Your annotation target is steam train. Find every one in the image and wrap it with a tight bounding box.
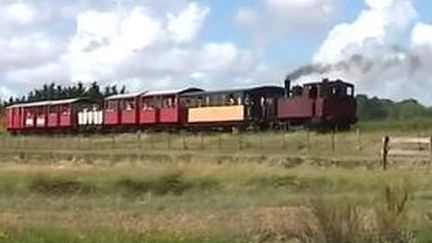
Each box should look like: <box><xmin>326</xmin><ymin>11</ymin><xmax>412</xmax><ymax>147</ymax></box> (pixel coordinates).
<box><xmin>4</xmin><ymin>78</ymin><xmax>357</xmax><ymax>134</ymax></box>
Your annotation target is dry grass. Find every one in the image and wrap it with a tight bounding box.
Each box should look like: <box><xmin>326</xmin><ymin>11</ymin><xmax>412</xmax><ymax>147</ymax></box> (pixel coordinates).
<box><xmin>0</xmin><ymin>207</ymin><xmax>304</xmax><ymax>235</ymax></box>
<box><xmin>0</xmin><ymin>128</ymin><xmax>431</xmax><ymax>242</ymax></box>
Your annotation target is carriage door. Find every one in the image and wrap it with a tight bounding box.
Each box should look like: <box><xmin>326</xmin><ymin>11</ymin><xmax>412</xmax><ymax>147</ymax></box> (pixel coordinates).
<box><xmin>265</xmin><ymin>97</ymin><xmax>275</xmax><ymax>120</ymax></box>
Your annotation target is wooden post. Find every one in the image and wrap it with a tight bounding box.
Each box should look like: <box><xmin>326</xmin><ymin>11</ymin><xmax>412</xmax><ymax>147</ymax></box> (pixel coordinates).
<box><xmin>259</xmin><ymin>132</ymin><xmax>263</xmax><ymax>151</ymax></box>
<box><xmin>200</xmin><ymin>132</ymin><xmax>205</xmax><ymax>150</ymax></box>
<box><xmin>382</xmin><ymin>136</ymin><xmax>390</xmax><ymax>171</ymax></box>
<box><xmin>356</xmin><ymin>128</ymin><xmax>362</xmax><ymax>151</ymax></box>
<box><xmin>282</xmin><ymin>132</ymin><xmax>286</xmax><ymax>149</ymax></box>
<box><xmin>149</xmin><ymin>132</ymin><xmax>154</xmax><ymax>150</ymax></box>
<box><xmin>182</xmin><ymin>132</ymin><xmax>188</xmax><ymax>150</ymax></box>
<box><xmin>111</xmin><ymin>135</ymin><xmax>116</xmax><ymax>149</ymax></box>
<box><xmin>137</xmin><ymin>131</ymin><xmax>142</xmax><ymax>155</ymax></box>
<box><xmin>331</xmin><ymin>130</ymin><xmax>335</xmax><ymax>152</ymax></box>
<box><xmin>218</xmin><ymin>133</ymin><xmax>222</xmax><ymax>153</ymax></box>
<box><xmin>429</xmin><ymin>137</ymin><xmax>432</xmax><ymax>161</ymax></box>
<box><xmin>167</xmin><ymin>132</ymin><xmax>171</xmax><ymax>151</ymax></box>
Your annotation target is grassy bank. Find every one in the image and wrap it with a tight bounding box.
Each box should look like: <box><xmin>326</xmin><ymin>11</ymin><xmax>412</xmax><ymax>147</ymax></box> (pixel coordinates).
<box><xmin>0</xmin><ymin>159</ymin><xmax>431</xmax><ymax>242</ymax></box>
<box><xmin>1</xmin><ymin>127</ymin><xmax>432</xmax><ymax>242</ymax></box>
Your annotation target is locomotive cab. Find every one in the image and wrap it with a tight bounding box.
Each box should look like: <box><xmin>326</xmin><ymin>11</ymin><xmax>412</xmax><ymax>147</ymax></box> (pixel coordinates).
<box><xmin>277</xmin><ymin>79</ymin><xmax>357</xmax><ymax>129</ymax></box>
<box><xmin>313</xmin><ymin>79</ymin><xmax>356</xmax><ymax>128</ymax></box>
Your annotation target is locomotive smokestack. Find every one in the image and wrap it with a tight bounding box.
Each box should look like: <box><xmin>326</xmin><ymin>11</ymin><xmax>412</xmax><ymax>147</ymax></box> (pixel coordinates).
<box><xmin>284</xmin><ymin>77</ymin><xmax>291</xmax><ymax>97</ymax></box>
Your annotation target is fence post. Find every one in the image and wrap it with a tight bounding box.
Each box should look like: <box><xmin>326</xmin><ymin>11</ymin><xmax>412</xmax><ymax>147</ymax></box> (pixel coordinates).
<box><xmin>149</xmin><ymin>133</ymin><xmax>154</xmax><ymax>150</ymax></box>
<box><xmin>282</xmin><ymin>132</ymin><xmax>286</xmax><ymax>149</ymax></box>
<box><xmin>218</xmin><ymin>133</ymin><xmax>222</xmax><ymax>153</ymax></box>
<box><xmin>137</xmin><ymin>131</ymin><xmax>142</xmax><ymax>157</ymax></box>
<box><xmin>429</xmin><ymin>137</ymin><xmax>432</xmax><ymax>161</ymax></box>
<box><xmin>111</xmin><ymin>135</ymin><xmax>116</xmax><ymax>149</ymax></box>
<box><xmin>307</xmin><ymin>131</ymin><xmax>311</xmax><ymax>152</ymax></box>
<box><xmin>331</xmin><ymin>130</ymin><xmax>335</xmax><ymax>152</ymax></box>
<box><xmin>356</xmin><ymin>128</ymin><xmax>362</xmax><ymax>151</ymax></box>
<box><xmin>200</xmin><ymin>132</ymin><xmax>205</xmax><ymax>150</ymax></box>
<box><xmin>167</xmin><ymin>132</ymin><xmax>171</xmax><ymax>151</ymax></box>
<box><xmin>259</xmin><ymin>132</ymin><xmax>263</xmax><ymax>151</ymax></box>
<box><xmin>382</xmin><ymin>136</ymin><xmax>390</xmax><ymax>171</ymax></box>
<box><xmin>182</xmin><ymin>132</ymin><xmax>188</xmax><ymax>150</ymax></box>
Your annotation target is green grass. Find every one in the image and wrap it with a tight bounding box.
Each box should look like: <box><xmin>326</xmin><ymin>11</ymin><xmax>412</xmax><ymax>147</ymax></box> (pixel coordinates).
<box><xmin>358</xmin><ymin>118</ymin><xmax>432</xmax><ymax>132</ymax></box>
<box><xmin>1</xmin><ymin>127</ymin><xmax>432</xmax><ymax>242</ymax></box>
<box><xmin>0</xmin><ymin>228</ymin><xmax>247</xmax><ymax>243</ymax></box>
<box><xmin>0</xmin><ymin>165</ymin><xmax>429</xmax><ymax>242</ymax></box>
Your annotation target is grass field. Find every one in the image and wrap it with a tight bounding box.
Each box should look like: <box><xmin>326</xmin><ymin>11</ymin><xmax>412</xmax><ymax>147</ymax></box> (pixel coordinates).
<box><xmin>1</xmin><ymin>123</ymin><xmax>432</xmax><ymax>242</ymax></box>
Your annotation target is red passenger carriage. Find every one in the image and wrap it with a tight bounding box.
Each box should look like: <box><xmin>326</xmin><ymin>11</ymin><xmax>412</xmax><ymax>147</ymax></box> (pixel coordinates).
<box><xmin>104</xmin><ymin>92</ymin><xmax>147</xmax><ymax>127</ymax></box>
<box><xmin>140</xmin><ymin>88</ymin><xmax>203</xmax><ymax>127</ymax></box>
<box><xmin>6</xmin><ymin>98</ymin><xmax>91</xmax><ymax>133</ymax></box>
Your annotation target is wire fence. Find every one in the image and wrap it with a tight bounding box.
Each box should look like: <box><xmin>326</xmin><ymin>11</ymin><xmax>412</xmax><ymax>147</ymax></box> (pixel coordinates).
<box><xmin>0</xmin><ymin>129</ymin><xmax>374</xmax><ymax>159</ymax></box>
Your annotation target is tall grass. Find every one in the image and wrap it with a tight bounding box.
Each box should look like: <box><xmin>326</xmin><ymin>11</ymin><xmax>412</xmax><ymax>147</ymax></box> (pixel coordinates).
<box><xmin>0</xmin><ymin>228</ymin><xmax>247</xmax><ymax>243</ymax></box>
<box><xmin>294</xmin><ymin>183</ymin><xmax>415</xmax><ymax>243</ymax></box>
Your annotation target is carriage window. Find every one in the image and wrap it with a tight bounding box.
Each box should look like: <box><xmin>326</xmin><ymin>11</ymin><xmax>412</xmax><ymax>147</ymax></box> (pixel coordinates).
<box><xmin>292</xmin><ymin>86</ymin><xmax>303</xmax><ymax>96</ymax></box>
<box><xmin>309</xmin><ymin>86</ymin><xmax>318</xmax><ymax>99</ymax></box>
<box><xmin>331</xmin><ymin>86</ymin><xmax>344</xmax><ymax>98</ymax></box>
<box><xmin>163</xmin><ymin>97</ymin><xmax>175</xmax><ymax>108</ymax></box>
<box><xmin>62</xmin><ymin>106</ymin><xmax>70</xmax><ymax>115</ymax></box>
<box><xmin>36</xmin><ymin>107</ymin><xmax>44</xmax><ymax>115</ymax></box>
<box><xmin>244</xmin><ymin>95</ymin><xmax>251</xmax><ymax>105</ymax></box>
<box><xmin>237</xmin><ymin>97</ymin><xmax>242</xmax><ymax>105</ymax></box>
<box><xmin>228</xmin><ymin>94</ymin><xmax>235</xmax><ymax>105</ymax></box>
<box><xmin>49</xmin><ymin>106</ymin><xmax>56</xmax><ymax>113</ymax></box>
<box><xmin>347</xmin><ymin>86</ymin><xmax>354</xmax><ymax>96</ymax></box>
<box><xmin>198</xmin><ymin>97</ymin><xmax>203</xmax><ymax>107</ymax></box>
<box><xmin>122</xmin><ymin>100</ymin><xmax>134</xmax><ymax>110</ymax></box>
<box><xmin>107</xmin><ymin>100</ymin><xmax>118</xmax><ymax>110</ymax></box>
<box><xmin>142</xmin><ymin>98</ymin><xmax>155</xmax><ymax>111</ymax></box>
<box><xmin>182</xmin><ymin>97</ymin><xmax>194</xmax><ymax>108</ymax></box>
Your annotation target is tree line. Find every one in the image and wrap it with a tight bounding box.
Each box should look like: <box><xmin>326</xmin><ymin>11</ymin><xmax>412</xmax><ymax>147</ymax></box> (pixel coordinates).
<box><xmin>3</xmin><ymin>82</ymin><xmax>126</xmax><ymax>106</ymax></box>
<box><xmin>356</xmin><ymin>94</ymin><xmax>432</xmax><ymax>121</ymax></box>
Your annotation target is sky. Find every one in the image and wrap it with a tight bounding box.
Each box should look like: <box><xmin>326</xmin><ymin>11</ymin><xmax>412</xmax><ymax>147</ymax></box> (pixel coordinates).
<box><xmin>2</xmin><ymin>0</ymin><xmax>432</xmax><ymax>104</ymax></box>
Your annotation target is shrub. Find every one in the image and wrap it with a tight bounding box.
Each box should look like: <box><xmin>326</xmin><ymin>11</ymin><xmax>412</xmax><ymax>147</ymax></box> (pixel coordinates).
<box><xmin>30</xmin><ymin>178</ymin><xmax>96</xmax><ymax>195</ymax></box>
<box><xmin>294</xmin><ymin>184</ymin><xmax>415</xmax><ymax>243</ymax></box>
<box><xmin>115</xmin><ymin>173</ymin><xmax>220</xmax><ymax>196</ymax></box>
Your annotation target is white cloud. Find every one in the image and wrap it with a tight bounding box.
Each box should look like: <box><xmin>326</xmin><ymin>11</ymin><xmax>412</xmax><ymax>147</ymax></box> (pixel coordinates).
<box><xmin>314</xmin><ymin>0</ymin><xmax>417</xmax><ymax>63</ymax></box>
<box><xmin>0</xmin><ymin>34</ymin><xmax>62</xmax><ymax>71</ymax></box>
<box><xmin>0</xmin><ymin>86</ymin><xmax>14</xmax><ymax>100</ymax></box>
<box><xmin>296</xmin><ymin>0</ymin><xmax>432</xmax><ymax>104</ymax></box>
<box><xmin>167</xmin><ymin>3</ymin><xmax>210</xmax><ymax>43</ymax></box>
<box><xmin>411</xmin><ymin>23</ymin><xmax>432</xmax><ymax>48</ymax></box>
<box><xmin>365</xmin><ymin>0</ymin><xmax>395</xmax><ymax>9</ymax></box>
<box><xmin>2</xmin><ymin>2</ymin><xmax>35</xmax><ymax>24</ymax></box>
<box><xmin>236</xmin><ymin>0</ymin><xmax>340</xmax><ymax>46</ymax></box>
<box><xmin>1</xmin><ymin>1</ymin><xmax>266</xmax><ymax>95</ymax></box>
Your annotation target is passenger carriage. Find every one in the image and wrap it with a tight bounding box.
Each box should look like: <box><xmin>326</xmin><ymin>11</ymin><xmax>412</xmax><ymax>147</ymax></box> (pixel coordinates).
<box><xmin>104</xmin><ymin>92</ymin><xmax>147</xmax><ymax>128</ymax></box>
<box><xmin>6</xmin><ymin>98</ymin><xmax>99</xmax><ymax>134</ymax></box>
<box><xmin>103</xmin><ymin>88</ymin><xmax>202</xmax><ymax>131</ymax></box>
<box><xmin>180</xmin><ymin>86</ymin><xmax>285</xmax><ymax>130</ymax></box>
<box><xmin>140</xmin><ymin>88</ymin><xmax>203</xmax><ymax>128</ymax></box>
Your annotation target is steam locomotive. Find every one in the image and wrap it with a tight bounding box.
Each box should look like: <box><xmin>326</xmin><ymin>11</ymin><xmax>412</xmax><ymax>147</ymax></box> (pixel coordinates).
<box><xmin>5</xmin><ymin>78</ymin><xmax>357</xmax><ymax>134</ymax></box>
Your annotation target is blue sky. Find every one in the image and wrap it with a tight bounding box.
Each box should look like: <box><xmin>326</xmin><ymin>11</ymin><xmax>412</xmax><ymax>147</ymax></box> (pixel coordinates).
<box><xmin>1</xmin><ymin>0</ymin><xmax>432</xmax><ymax>103</ymax></box>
